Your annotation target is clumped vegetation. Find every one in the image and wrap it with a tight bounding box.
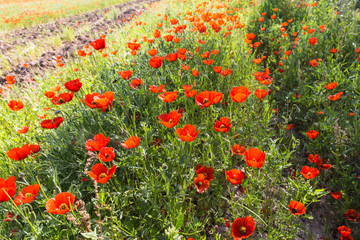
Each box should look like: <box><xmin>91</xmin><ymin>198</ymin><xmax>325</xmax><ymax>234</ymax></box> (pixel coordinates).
<box><xmin>0</xmin><ymin>0</ymin><xmax>359</xmax><ymax>239</ymax></box>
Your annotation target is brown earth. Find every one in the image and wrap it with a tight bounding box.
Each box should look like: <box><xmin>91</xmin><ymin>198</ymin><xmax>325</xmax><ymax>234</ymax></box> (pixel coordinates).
<box><xmin>0</xmin><ymin>0</ymin><xmax>156</xmax><ymax>84</ymax></box>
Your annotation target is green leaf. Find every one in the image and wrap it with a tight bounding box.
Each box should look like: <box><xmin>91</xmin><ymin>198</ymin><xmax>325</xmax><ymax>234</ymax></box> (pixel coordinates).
<box><xmin>81</xmin><ymin>230</ymin><xmax>98</xmax><ymax>239</ymax></box>
<box><xmin>175</xmin><ymin>213</ymin><xmax>184</xmax><ymax>230</ymax></box>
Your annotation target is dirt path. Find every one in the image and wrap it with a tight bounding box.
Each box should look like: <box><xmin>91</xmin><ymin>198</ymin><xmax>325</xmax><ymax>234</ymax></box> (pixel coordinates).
<box><xmin>0</xmin><ymin>0</ymin><xmax>155</xmax><ymax>84</ymax></box>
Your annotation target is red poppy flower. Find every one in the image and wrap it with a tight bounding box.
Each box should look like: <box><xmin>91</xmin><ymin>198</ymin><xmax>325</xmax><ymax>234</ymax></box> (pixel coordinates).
<box><xmin>14</xmin><ymin>184</ymin><xmax>39</xmax><ymax>206</ymax></box>
<box><xmin>220</xmin><ymin>69</ymin><xmax>233</xmax><ymax>77</ymax></box>
<box><xmin>85</xmin><ymin>134</ymin><xmax>110</xmax><ymax>151</ymax></box>
<box><xmin>149</xmin><ymin>85</ymin><xmax>166</xmax><ymax>93</ymax></box>
<box><xmin>127</xmin><ymin>42</ymin><xmax>141</xmax><ymax>51</ymax></box>
<box><xmin>286</xmin><ymin>124</ymin><xmax>295</xmax><ymax>130</ymax></box>
<box><xmin>147</xmin><ymin>48</ymin><xmax>157</xmax><ymax>56</ymax></box>
<box><xmin>98</xmin><ymin>147</ymin><xmax>115</xmax><ymax>162</ymax></box>
<box><xmin>6</xmin><ymin>75</ymin><xmax>15</xmax><ymax>84</ymax></box>
<box><xmin>345</xmin><ymin>209</ymin><xmax>359</xmax><ymax>221</ymax></box>
<box><xmin>0</xmin><ymin>176</ymin><xmax>16</xmax><ymax>203</ymax></box>
<box><xmin>24</xmin><ymin>143</ymin><xmax>40</xmax><ymax>154</ymax></box>
<box><xmin>325</xmin><ymin>82</ymin><xmax>337</xmax><ymax>90</ymax></box>
<box><xmin>230</xmin><ymin>86</ymin><xmax>252</xmax><ymax>103</ymax></box>
<box><xmin>232</xmin><ymin>145</ymin><xmax>246</xmax><ymax>155</ymax></box>
<box><xmin>314</xmin><ymin>158</ymin><xmax>332</xmax><ymax>170</ymax></box>
<box><xmin>7</xmin><ymin>145</ymin><xmax>31</xmax><ymax>161</ymax></box>
<box><xmin>51</xmin><ymin>92</ymin><xmax>74</xmax><ymax>105</ymax></box>
<box><xmin>329</xmin><ymin>92</ymin><xmax>343</xmax><ymax>101</ymax></box>
<box><xmin>176</xmin><ymin>124</ymin><xmax>199</xmax><ymax>142</ymax></box>
<box><xmin>306</xmin><ymin>130</ymin><xmax>319</xmax><ymax>139</ymax></box>
<box><xmin>245</xmin><ymin>148</ymin><xmax>266</xmax><ymax>168</ymax></box>
<box><xmin>149</xmin><ymin>56</ymin><xmax>164</xmax><ymax>68</ymax></box>
<box><xmin>289</xmin><ymin>200</ymin><xmax>306</xmax><ymax>216</ymax></box>
<box><xmin>309</xmin><ymin>37</ymin><xmax>317</xmax><ymax>45</ymax></box>
<box><xmin>121</xmin><ymin>136</ymin><xmax>140</xmax><ymax>149</ymax></box>
<box><xmin>195</xmin><ymin>90</ymin><xmax>223</xmax><ymax>109</ymax></box>
<box><xmin>16</xmin><ymin>126</ymin><xmax>29</xmax><ymax>134</ymax></box>
<box><xmin>308</xmin><ymin>154</ymin><xmax>319</xmax><ymax>163</ymax></box>
<box><xmin>89</xmin><ymin>39</ymin><xmax>105</xmax><ymax>51</ymax></box>
<box><xmin>309</xmin><ymin>59</ymin><xmax>319</xmax><ymax>67</ymax></box>
<box><xmin>300</xmin><ymin>166</ymin><xmax>319</xmax><ymax>179</ymax></box>
<box><xmin>158</xmin><ymin>91</ymin><xmax>178</xmax><ymax>103</ymax></box>
<box><xmin>64</xmin><ymin>79</ymin><xmax>82</xmax><ymax>92</ymax></box>
<box><xmin>158</xmin><ymin>110</ymin><xmax>182</xmax><ymax>128</ymax></box>
<box><xmin>194</xmin><ymin>164</ymin><xmax>214</xmax><ymax>193</ymax></box>
<box><xmin>45</xmin><ymin>91</ymin><xmax>56</xmax><ymax>98</ymax></box>
<box><xmin>246</xmin><ymin>33</ymin><xmax>256</xmax><ymax>40</ymax></box>
<box><xmin>118</xmin><ymin>70</ymin><xmax>133</xmax><ymax>80</ymax></box>
<box><xmin>226</xmin><ymin>169</ymin><xmax>245</xmax><ymax>185</ymax></box>
<box><xmin>46</xmin><ymin>192</ymin><xmax>75</xmax><ymax>215</ymax></box>
<box><xmin>194</xmin><ymin>174</ymin><xmax>210</xmax><ymax>193</ymax></box>
<box><xmin>254</xmin><ymin>89</ymin><xmax>268</xmax><ymax>100</ymax></box>
<box><xmin>203</xmin><ymin>59</ymin><xmax>213</xmax><ymax>65</ymax></box>
<box><xmin>338</xmin><ymin>226</ymin><xmax>351</xmax><ymax>238</ymax></box>
<box><xmin>192</xmin><ymin>69</ymin><xmax>200</xmax><ymax>77</ymax></box>
<box><xmin>83</xmin><ymin>91</ymin><xmax>114</xmax><ymax>112</ymax></box>
<box><xmin>214</xmin><ymin>66</ymin><xmax>222</xmax><ymax>73</ymax></box>
<box><xmin>330</xmin><ymin>48</ymin><xmax>338</xmax><ymax>53</ymax></box>
<box><xmin>331</xmin><ymin>191</ymin><xmax>342</xmax><ymax>200</ymax></box>
<box><xmin>185</xmin><ymin>90</ymin><xmax>197</xmax><ymax>97</ymax></box>
<box><xmin>214</xmin><ymin>117</ymin><xmax>231</xmax><ymax>133</ymax></box>
<box><xmin>8</xmin><ymin>100</ymin><xmax>24</xmax><ymax>111</ymax></box>
<box><xmin>163</xmin><ymin>35</ymin><xmax>174</xmax><ymax>42</ymax></box>
<box><xmin>88</xmin><ymin>163</ymin><xmax>116</xmax><ymax>184</ymax></box>
<box><xmin>130</xmin><ymin>78</ymin><xmax>143</xmax><ymax>89</ymax></box>
<box><xmin>41</xmin><ymin>117</ymin><xmax>64</xmax><ymax>129</ymax></box>
<box><xmin>165</xmin><ymin>52</ymin><xmax>178</xmax><ymax>62</ymax></box>
<box><xmin>231</xmin><ymin>216</ymin><xmax>255</xmax><ymax>239</ymax></box>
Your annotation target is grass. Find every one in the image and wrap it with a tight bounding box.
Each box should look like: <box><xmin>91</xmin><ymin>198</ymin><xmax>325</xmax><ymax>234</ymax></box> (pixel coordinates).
<box><xmin>0</xmin><ymin>0</ymin><xmax>359</xmax><ymax>239</ymax></box>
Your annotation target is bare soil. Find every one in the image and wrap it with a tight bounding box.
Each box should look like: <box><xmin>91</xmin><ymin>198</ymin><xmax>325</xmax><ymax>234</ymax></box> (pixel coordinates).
<box><xmin>0</xmin><ymin>0</ymin><xmax>156</xmax><ymax>84</ymax></box>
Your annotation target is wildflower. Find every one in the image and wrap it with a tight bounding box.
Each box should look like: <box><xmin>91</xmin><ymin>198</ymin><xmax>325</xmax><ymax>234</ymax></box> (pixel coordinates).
<box><xmin>118</xmin><ymin>70</ymin><xmax>132</xmax><ymax>80</ymax></box>
<box><xmin>289</xmin><ymin>200</ymin><xmax>306</xmax><ymax>216</ymax></box>
<box><xmin>309</xmin><ymin>37</ymin><xmax>317</xmax><ymax>45</ymax></box>
<box><xmin>98</xmin><ymin>147</ymin><xmax>115</xmax><ymax>162</ymax></box>
<box><xmin>8</xmin><ymin>100</ymin><xmax>24</xmax><ymax>111</ymax></box>
<box><xmin>195</xmin><ymin>90</ymin><xmax>223</xmax><ymax>108</ymax></box>
<box><xmin>194</xmin><ymin>164</ymin><xmax>214</xmax><ymax>193</ymax></box>
<box><xmin>130</xmin><ymin>78</ymin><xmax>143</xmax><ymax>89</ymax></box>
<box><xmin>41</xmin><ymin>117</ymin><xmax>64</xmax><ymax>129</ymax></box>
<box><xmin>127</xmin><ymin>42</ymin><xmax>140</xmax><ymax>51</ymax></box>
<box><xmin>14</xmin><ymin>184</ymin><xmax>39</xmax><ymax>206</ymax></box>
<box><xmin>345</xmin><ymin>209</ymin><xmax>359</xmax><ymax>221</ymax></box>
<box><xmin>232</xmin><ymin>145</ymin><xmax>246</xmax><ymax>155</ymax></box>
<box><xmin>0</xmin><ymin>176</ymin><xmax>16</xmax><ymax>203</ymax></box>
<box><xmin>121</xmin><ymin>136</ymin><xmax>140</xmax><ymax>149</ymax></box>
<box><xmin>328</xmin><ymin>92</ymin><xmax>343</xmax><ymax>101</ymax></box>
<box><xmin>230</xmin><ymin>86</ymin><xmax>251</xmax><ymax>103</ymax></box>
<box><xmin>331</xmin><ymin>191</ymin><xmax>342</xmax><ymax>200</ymax></box>
<box><xmin>51</xmin><ymin>92</ymin><xmax>74</xmax><ymax>105</ymax></box>
<box><xmin>214</xmin><ymin>117</ymin><xmax>231</xmax><ymax>133</ymax></box>
<box><xmin>149</xmin><ymin>85</ymin><xmax>166</xmax><ymax>93</ymax></box>
<box><xmin>300</xmin><ymin>166</ymin><xmax>319</xmax><ymax>179</ymax></box>
<box><xmin>245</xmin><ymin>148</ymin><xmax>266</xmax><ymax>168</ymax></box>
<box><xmin>89</xmin><ymin>39</ymin><xmax>106</xmax><ymax>51</ymax></box>
<box><xmin>254</xmin><ymin>89</ymin><xmax>268</xmax><ymax>100</ymax></box>
<box><xmin>158</xmin><ymin>110</ymin><xmax>182</xmax><ymax>128</ymax></box>
<box><xmin>158</xmin><ymin>91</ymin><xmax>178</xmax><ymax>103</ymax></box>
<box><xmin>149</xmin><ymin>56</ymin><xmax>164</xmax><ymax>68</ymax></box>
<box><xmin>176</xmin><ymin>124</ymin><xmax>199</xmax><ymax>142</ymax></box>
<box><xmin>338</xmin><ymin>226</ymin><xmax>351</xmax><ymax>238</ymax></box>
<box><xmin>46</xmin><ymin>192</ymin><xmax>75</xmax><ymax>215</ymax></box>
<box><xmin>83</xmin><ymin>91</ymin><xmax>114</xmax><ymax>112</ymax></box>
<box><xmin>306</xmin><ymin>130</ymin><xmax>319</xmax><ymax>139</ymax></box>
<box><xmin>226</xmin><ymin>169</ymin><xmax>245</xmax><ymax>185</ymax></box>
<box><xmin>88</xmin><ymin>163</ymin><xmax>116</xmax><ymax>184</ymax></box>
<box><xmin>231</xmin><ymin>216</ymin><xmax>255</xmax><ymax>239</ymax></box>
<box><xmin>85</xmin><ymin>134</ymin><xmax>110</xmax><ymax>151</ymax></box>
<box><xmin>16</xmin><ymin>126</ymin><xmax>29</xmax><ymax>134</ymax></box>
<box><xmin>325</xmin><ymin>82</ymin><xmax>337</xmax><ymax>90</ymax></box>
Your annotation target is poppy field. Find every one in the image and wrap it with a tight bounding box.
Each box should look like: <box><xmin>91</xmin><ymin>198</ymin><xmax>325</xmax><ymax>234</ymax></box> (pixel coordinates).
<box><xmin>0</xmin><ymin>0</ymin><xmax>360</xmax><ymax>239</ymax></box>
